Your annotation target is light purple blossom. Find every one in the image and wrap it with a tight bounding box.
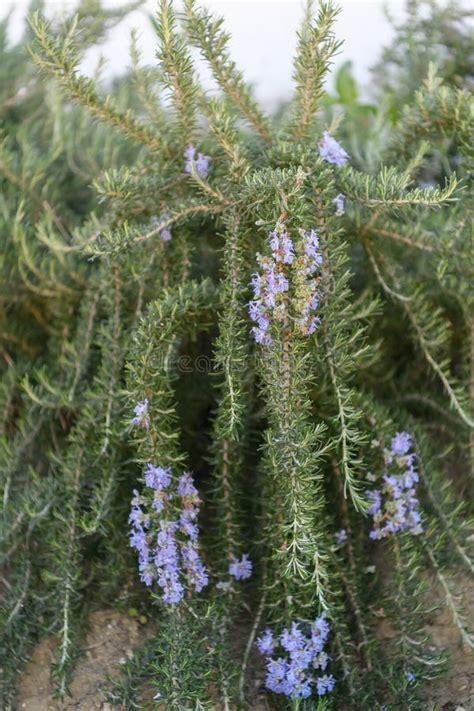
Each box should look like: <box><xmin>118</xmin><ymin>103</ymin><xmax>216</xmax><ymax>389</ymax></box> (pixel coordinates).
<box><xmin>176</xmin><ymin>472</ymin><xmax>199</xmax><ymax>498</ymax></box>
<box><xmin>266</xmin><ymin>658</ymin><xmax>289</xmax><ymax>695</ymax></box>
<box><xmin>367</xmin><ymin>489</ymin><xmax>382</xmax><ymax>516</ymax></box>
<box><xmin>256</xmin><ymin>615</ymin><xmax>335</xmax><ymax>700</ymax></box>
<box><xmin>129</xmin><ymin>490</ymin><xmax>150</xmax><ymax>528</ymax></box>
<box><xmin>303</xmin><ymin>229</ymin><xmax>323</xmax><ymax>272</ymax></box>
<box><xmin>391</xmin><ymin>431</ymin><xmax>412</xmax><ymax>456</ymax></box>
<box><xmin>269</xmin><ymin>230</ymin><xmax>295</xmax><ymax>264</ymax></box>
<box><xmin>368</xmin><ymin>432</ymin><xmax>422</xmax><ymax>540</ymax></box>
<box><xmin>256</xmin><ymin>629</ymin><xmax>275</xmax><ymax>655</ymax></box>
<box><xmin>132</xmin><ymin>399</ymin><xmax>150</xmax><ymax>429</ymax></box>
<box><xmin>252</xmin><ymin>325</ymin><xmax>272</xmax><ymax>345</ymax></box>
<box><xmin>129</xmin><ymin>492</ymin><xmax>154</xmax><ymax>587</ymax></box>
<box><xmin>155</xmin><ymin>520</ymin><xmax>184</xmax><ymax>603</ymax></box>
<box><xmin>229</xmin><ymin>553</ymin><xmax>252</xmax><ymax>580</ymax></box>
<box><xmin>316</xmin><ymin>674</ymin><xmax>336</xmax><ymax>696</ymax></box>
<box><xmin>281</xmin><ymin>623</ymin><xmax>306</xmax><ymax>655</ymax></box>
<box><xmin>144</xmin><ymin>464</ymin><xmax>171</xmax><ymax>491</ymax></box>
<box><xmin>184</xmin><ymin>144</ymin><xmax>210</xmax><ymax>179</ymax></box>
<box><xmin>179</xmin><ymin>509</ymin><xmax>198</xmax><ymax>540</ymax></box>
<box><xmin>129</xmin><ymin>467</ymin><xmax>208</xmax><ymax>603</ymax></box>
<box><xmin>311</xmin><ymin>614</ymin><xmax>330</xmax><ymax>649</ymax></box>
<box><xmin>406</xmin><ymin>671</ymin><xmax>415</xmax><ymax>683</ymax></box>
<box><xmin>319</xmin><ymin>131</ymin><xmax>349</xmax><ymax>166</ymax></box>
<box><xmin>248</xmin><ymin>226</ymin><xmax>323</xmax><ymax>344</ymax></box>
<box><xmin>181</xmin><ymin>541</ymin><xmax>209</xmax><ymax>592</ymax></box>
<box><xmin>159</xmin><ymin>225</ymin><xmax>172</xmax><ymax>243</ymax></box>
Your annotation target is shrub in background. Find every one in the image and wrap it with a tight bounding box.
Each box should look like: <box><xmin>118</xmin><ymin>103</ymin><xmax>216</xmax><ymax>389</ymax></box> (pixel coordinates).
<box><xmin>0</xmin><ymin>0</ymin><xmax>472</xmax><ymax>708</ymax></box>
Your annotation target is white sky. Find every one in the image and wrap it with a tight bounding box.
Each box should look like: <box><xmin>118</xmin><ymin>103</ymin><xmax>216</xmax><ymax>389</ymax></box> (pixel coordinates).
<box><xmin>5</xmin><ymin>0</ymin><xmax>406</xmax><ymax>105</ymax></box>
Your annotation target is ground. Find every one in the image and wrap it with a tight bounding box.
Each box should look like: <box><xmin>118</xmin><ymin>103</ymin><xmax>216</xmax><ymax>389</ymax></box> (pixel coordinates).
<box><xmin>15</xmin><ymin>572</ymin><xmax>474</xmax><ymax>710</ymax></box>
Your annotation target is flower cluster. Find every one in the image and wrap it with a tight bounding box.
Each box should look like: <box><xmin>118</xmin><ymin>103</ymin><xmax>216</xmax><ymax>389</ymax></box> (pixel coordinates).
<box><xmin>129</xmin><ymin>465</ymin><xmax>208</xmax><ymax>603</ymax></box>
<box><xmin>184</xmin><ymin>144</ymin><xmax>210</xmax><ymax>178</ymax></box>
<box><xmin>367</xmin><ymin>432</ymin><xmax>423</xmax><ymax>540</ymax></box>
<box><xmin>256</xmin><ymin>615</ymin><xmax>335</xmax><ymax>699</ymax></box>
<box><xmin>318</xmin><ymin>131</ymin><xmax>350</xmax><ymax>166</ymax></box>
<box><xmin>248</xmin><ymin>227</ymin><xmax>323</xmax><ymax>344</ymax></box>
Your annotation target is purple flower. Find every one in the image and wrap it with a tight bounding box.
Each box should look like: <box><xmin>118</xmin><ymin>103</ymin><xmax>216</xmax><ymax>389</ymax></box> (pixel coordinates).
<box><xmin>287</xmin><ymin>674</ymin><xmax>312</xmax><ymax>699</ymax></box>
<box><xmin>306</xmin><ymin>315</ymin><xmax>320</xmax><ymax>335</ymax></box>
<box><xmin>154</xmin><ymin>521</ymin><xmax>184</xmax><ymax>603</ymax></box>
<box><xmin>311</xmin><ymin>614</ymin><xmax>330</xmax><ymax>647</ymax></box>
<box><xmin>129</xmin><ymin>467</ymin><xmax>208</xmax><ymax>603</ymax></box>
<box><xmin>248</xmin><ymin>300</ymin><xmax>262</xmax><ymax>321</ymax></box>
<box><xmin>129</xmin><ymin>525</ymin><xmax>148</xmax><ymax>556</ymax></box>
<box><xmin>144</xmin><ymin>464</ymin><xmax>171</xmax><ymax>491</ymax></box>
<box><xmin>313</xmin><ymin>651</ymin><xmax>329</xmax><ymax>671</ymax></box>
<box><xmin>368</xmin><ymin>432</ymin><xmax>422</xmax><ymax>540</ymax></box>
<box><xmin>256</xmin><ymin>616</ymin><xmax>334</xmax><ymax>700</ymax></box>
<box><xmin>333</xmin><ymin>193</ymin><xmax>345</xmax><ymax>215</ymax></box>
<box><xmin>229</xmin><ymin>553</ymin><xmax>252</xmax><ymax>580</ymax></box>
<box><xmin>181</xmin><ymin>541</ymin><xmax>209</xmax><ymax>592</ymax></box>
<box><xmin>184</xmin><ymin>144</ymin><xmax>210</xmax><ymax>178</ymax></box>
<box><xmin>367</xmin><ymin>489</ymin><xmax>382</xmax><ymax>515</ymax></box>
<box><xmin>252</xmin><ymin>326</ymin><xmax>272</xmax><ymax>345</ymax></box>
<box><xmin>270</xmin><ymin>230</ymin><xmax>295</xmax><ymax>264</ymax></box>
<box><xmin>335</xmin><ymin>529</ymin><xmax>348</xmax><ymax>546</ymax></box>
<box><xmin>248</xmin><ymin>226</ymin><xmax>323</xmax><ymax>344</ymax></box>
<box><xmin>250</xmin><ymin>273</ymin><xmax>262</xmax><ymax>297</ymax></box>
<box><xmin>159</xmin><ymin>216</ymin><xmax>172</xmax><ymax>242</ymax></box>
<box><xmin>281</xmin><ymin>232</ymin><xmax>295</xmax><ymax>264</ymax></box>
<box><xmin>280</xmin><ymin>622</ymin><xmax>306</xmax><ymax>655</ymax></box>
<box><xmin>266</xmin><ymin>658</ymin><xmax>290</xmax><ymax>695</ymax></box>
<box><xmin>406</xmin><ymin>670</ymin><xmax>415</xmax><ymax>683</ymax></box>
<box><xmin>129</xmin><ymin>490</ymin><xmax>150</xmax><ymax>528</ymax></box>
<box><xmin>176</xmin><ymin>472</ymin><xmax>199</xmax><ymax>498</ymax></box>
<box><xmin>195</xmin><ymin>153</ymin><xmax>210</xmax><ymax>178</ymax></box>
<box><xmin>319</xmin><ymin>131</ymin><xmax>349</xmax><ymax>166</ymax></box>
<box><xmin>303</xmin><ymin>229</ymin><xmax>323</xmax><ymax>272</ymax></box>
<box><xmin>256</xmin><ymin>629</ymin><xmax>275</xmax><ymax>655</ymax></box>
<box><xmin>132</xmin><ymin>399</ymin><xmax>150</xmax><ymax>429</ymax></box>
<box><xmin>151</xmin><ymin>213</ymin><xmax>172</xmax><ymax>241</ymax></box>
<box><xmin>179</xmin><ymin>509</ymin><xmax>198</xmax><ymax>540</ymax></box>
<box><xmin>391</xmin><ymin>431</ymin><xmax>412</xmax><ymax>456</ymax></box>
<box><xmin>316</xmin><ymin>674</ymin><xmax>336</xmax><ymax>696</ymax></box>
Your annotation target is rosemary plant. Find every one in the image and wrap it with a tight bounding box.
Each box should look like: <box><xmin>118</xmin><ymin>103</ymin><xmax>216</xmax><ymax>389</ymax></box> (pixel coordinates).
<box><xmin>1</xmin><ymin>0</ymin><xmax>472</xmax><ymax>708</ymax></box>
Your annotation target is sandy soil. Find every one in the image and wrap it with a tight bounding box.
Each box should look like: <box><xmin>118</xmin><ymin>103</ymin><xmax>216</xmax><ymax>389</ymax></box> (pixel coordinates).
<box><xmin>16</xmin><ymin>609</ymin><xmax>150</xmax><ymax>711</ymax></box>
<box><xmin>418</xmin><ymin>572</ymin><xmax>474</xmax><ymax>710</ymax></box>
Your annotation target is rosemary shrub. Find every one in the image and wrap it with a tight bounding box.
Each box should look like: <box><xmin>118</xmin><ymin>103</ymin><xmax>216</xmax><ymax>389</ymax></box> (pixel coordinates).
<box><xmin>1</xmin><ymin>0</ymin><xmax>472</xmax><ymax>708</ymax></box>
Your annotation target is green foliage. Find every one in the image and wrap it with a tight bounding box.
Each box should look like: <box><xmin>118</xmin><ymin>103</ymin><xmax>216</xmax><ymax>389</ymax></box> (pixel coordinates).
<box><xmin>0</xmin><ymin>1</ymin><xmax>472</xmax><ymax>709</ymax></box>
<box><xmin>372</xmin><ymin>0</ymin><xmax>474</xmax><ymax>106</ymax></box>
